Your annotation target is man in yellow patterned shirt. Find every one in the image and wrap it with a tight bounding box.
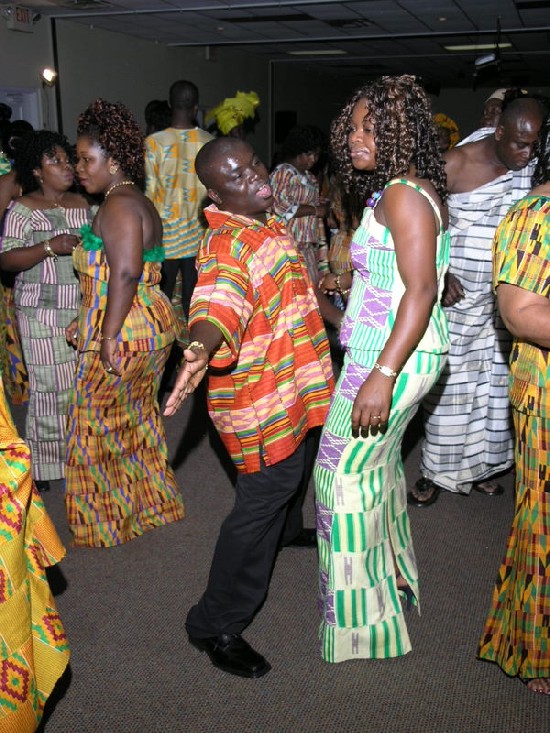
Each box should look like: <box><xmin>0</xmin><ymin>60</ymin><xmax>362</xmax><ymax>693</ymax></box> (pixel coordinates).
<box><xmin>145</xmin><ymin>80</ymin><xmax>213</xmax><ymax>317</ymax></box>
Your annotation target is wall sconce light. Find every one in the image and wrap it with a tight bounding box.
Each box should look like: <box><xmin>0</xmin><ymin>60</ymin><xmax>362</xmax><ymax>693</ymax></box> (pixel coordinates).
<box><xmin>41</xmin><ymin>67</ymin><xmax>57</xmax><ymax>86</ymax></box>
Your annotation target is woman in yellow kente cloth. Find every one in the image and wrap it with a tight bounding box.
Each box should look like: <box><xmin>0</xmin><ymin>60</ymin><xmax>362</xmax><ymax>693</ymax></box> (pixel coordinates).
<box><xmin>0</xmin><ymin>378</ymin><xmax>69</xmax><ymax>732</ymax></box>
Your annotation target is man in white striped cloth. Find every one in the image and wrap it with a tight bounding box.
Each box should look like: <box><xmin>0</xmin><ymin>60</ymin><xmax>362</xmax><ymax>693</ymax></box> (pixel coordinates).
<box><xmin>408</xmin><ymin>94</ymin><xmax>545</xmax><ymax>507</ymax></box>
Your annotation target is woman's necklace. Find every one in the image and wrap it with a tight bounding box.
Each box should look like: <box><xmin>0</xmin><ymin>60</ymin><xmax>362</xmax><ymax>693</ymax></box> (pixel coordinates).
<box><xmin>104</xmin><ymin>180</ymin><xmax>134</xmax><ymax>199</ymax></box>
<box><xmin>40</xmin><ymin>192</ymin><xmax>65</xmax><ymax>209</ymax></box>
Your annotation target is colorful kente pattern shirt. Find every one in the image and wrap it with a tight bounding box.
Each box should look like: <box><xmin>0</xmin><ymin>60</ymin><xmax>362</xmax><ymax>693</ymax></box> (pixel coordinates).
<box><xmin>493</xmin><ymin>194</ymin><xmax>550</xmax><ymax>416</ymax></box>
<box><xmin>190</xmin><ymin>205</ymin><xmax>334</xmax><ymax>474</ymax></box>
<box><xmin>145</xmin><ymin>127</ymin><xmax>214</xmax><ymax>260</ymax></box>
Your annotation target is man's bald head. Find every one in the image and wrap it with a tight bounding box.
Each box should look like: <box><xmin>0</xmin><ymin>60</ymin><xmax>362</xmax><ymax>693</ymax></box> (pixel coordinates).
<box><xmin>195</xmin><ymin>137</ymin><xmax>252</xmax><ymax>188</ymax></box>
<box><xmin>494</xmin><ymin>97</ymin><xmax>544</xmax><ymax>171</ymax></box>
<box><xmin>499</xmin><ymin>97</ymin><xmax>544</xmax><ymax>131</ymax></box>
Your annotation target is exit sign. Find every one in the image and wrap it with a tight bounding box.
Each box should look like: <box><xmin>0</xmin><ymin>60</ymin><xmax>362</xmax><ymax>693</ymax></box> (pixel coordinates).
<box><xmin>6</xmin><ymin>5</ymin><xmax>34</xmax><ymax>33</ymax></box>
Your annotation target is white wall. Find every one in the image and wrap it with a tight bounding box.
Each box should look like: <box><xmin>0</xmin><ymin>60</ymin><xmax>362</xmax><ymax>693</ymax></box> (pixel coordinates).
<box><xmin>0</xmin><ymin>15</ymin><xmax>54</xmax><ymax>129</ymax></box>
<box><xmin>54</xmin><ymin>20</ymin><xmax>270</xmax><ymax>162</ymax></box>
<box><xmin>0</xmin><ymin>16</ymin><xmax>270</xmax><ymax>161</ymax></box>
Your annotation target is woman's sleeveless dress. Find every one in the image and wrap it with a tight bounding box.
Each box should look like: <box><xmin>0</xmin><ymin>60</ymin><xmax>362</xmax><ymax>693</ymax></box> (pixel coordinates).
<box><xmin>65</xmin><ymin>225</ymin><xmax>184</xmax><ymax>547</ymax></box>
<box><xmin>314</xmin><ymin>179</ymin><xmax>450</xmax><ymax>662</ymax></box>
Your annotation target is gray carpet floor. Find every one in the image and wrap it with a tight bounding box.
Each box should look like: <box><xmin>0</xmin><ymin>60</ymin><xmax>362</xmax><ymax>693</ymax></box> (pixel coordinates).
<box><xmin>10</xmin><ymin>394</ymin><xmax>548</xmax><ymax>733</ymax></box>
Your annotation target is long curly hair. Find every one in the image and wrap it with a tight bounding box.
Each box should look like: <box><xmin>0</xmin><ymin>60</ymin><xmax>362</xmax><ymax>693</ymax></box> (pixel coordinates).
<box><xmin>532</xmin><ymin>111</ymin><xmax>550</xmax><ymax>187</ymax></box>
<box><xmin>77</xmin><ymin>98</ymin><xmax>144</xmax><ymax>183</ymax></box>
<box><xmin>330</xmin><ymin>75</ymin><xmax>447</xmax><ymax>202</ymax></box>
<box><xmin>13</xmin><ymin>130</ymin><xmax>72</xmax><ymax>193</ymax></box>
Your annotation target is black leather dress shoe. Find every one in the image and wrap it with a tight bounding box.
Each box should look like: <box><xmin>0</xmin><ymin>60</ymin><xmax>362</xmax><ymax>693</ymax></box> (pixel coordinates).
<box><xmin>188</xmin><ymin>633</ymin><xmax>271</xmax><ymax>678</ymax></box>
<box><xmin>281</xmin><ymin>527</ymin><xmax>317</xmax><ymax>548</ymax></box>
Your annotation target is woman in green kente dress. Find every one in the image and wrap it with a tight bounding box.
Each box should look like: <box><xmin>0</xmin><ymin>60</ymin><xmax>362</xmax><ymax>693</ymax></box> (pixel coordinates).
<box><xmin>316</xmin><ymin>76</ymin><xmax>450</xmax><ymax>663</ymax></box>
<box><xmin>65</xmin><ymin>99</ymin><xmax>184</xmax><ymax>548</ymax></box>
<box><xmin>477</xmin><ymin>112</ymin><xmax>550</xmax><ymax>696</ymax></box>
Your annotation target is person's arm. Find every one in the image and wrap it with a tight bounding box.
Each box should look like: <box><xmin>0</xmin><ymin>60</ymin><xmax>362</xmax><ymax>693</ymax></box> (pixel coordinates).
<box><xmin>313</xmin><ymin>283</ymin><xmax>345</xmax><ymax>329</ymax></box>
<box><xmin>97</xmin><ymin>197</ymin><xmax>144</xmax><ymax>375</ymax></box>
<box><xmin>0</xmin><ymin>202</ymin><xmax>79</xmax><ymax>272</ymax></box>
<box><xmin>163</xmin><ymin>320</ymin><xmax>224</xmax><ymax>416</ymax></box>
<box><xmin>163</xmin><ymin>229</ymin><xmax>253</xmax><ymax>415</ymax></box>
<box><xmin>0</xmin><ymin>171</ymin><xmax>18</xmax><ymax>222</ymax></box>
<box><xmin>438</xmin><ymin>148</ymin><xmax>466</xmax><ymax>306</ymax></box>
<box><xmin>351</xmin><ymin>184</ymin><xmax>439</xmax><ymax>436</ymax></box>
<box><xmin>441</xmin><ymin>271</ymin><xmax>465</xmax><ymax>306</ymax></box>
<box><xmin>0</xmin><ymin>234</ymin><xmax>78</xmax><ymax>272</ymax></box>
<box><xmin>497</xmin><ymin>284</ymin><xmax>550</xmax><ymax>348</ymax></box>
<box><xmin>144</xmin><ymin>138</ymin><xmax>158</xmax><ymax>202</ymax></box>
<box><xmin>294</xmin><ymin>201</ymin><xmax>329</xmax><ymax>219</ymax></box>
<box><xmin>320</xmin><ymin>270</ymin><xmax>353</xmax><ymax>295</ymax></box>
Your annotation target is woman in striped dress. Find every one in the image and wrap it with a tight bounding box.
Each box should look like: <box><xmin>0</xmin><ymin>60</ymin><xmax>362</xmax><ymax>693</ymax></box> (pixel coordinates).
<box><xmin>315</xmin><ymin>75</ymin><xmax>450</xmax><ymax>662</ymax></box>
<box><xmin>65</xmin><ymin>99</ymin><xmax>184</xmax><ymax>547</ymax></box>
<box><xmin>0</xmin><ymin>131</ymin><xmax>91</xmax><ymax>492</ymax></box>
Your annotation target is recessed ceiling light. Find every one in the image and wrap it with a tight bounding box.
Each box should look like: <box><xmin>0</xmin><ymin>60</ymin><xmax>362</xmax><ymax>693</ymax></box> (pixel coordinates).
<box><xmin>287</xmin><ymin>49</ymin><xmax>346</xmax><ymax>56</ymax></box>
<box><xmin>444</xmin><ymin>42</ymin><xmax>512</xmax><ymax>51</ymax></box>
<box><xmin>438</xmin><ymin>16</ymin><xmax>447</xmax><ymax>21</ymax></box>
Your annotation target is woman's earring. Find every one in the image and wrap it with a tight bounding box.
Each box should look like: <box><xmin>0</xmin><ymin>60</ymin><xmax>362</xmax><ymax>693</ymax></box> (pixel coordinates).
<box><xmin>109</xmin><ymin>163</ymin><xmax>118</xmax><ymax>175</ymax></box>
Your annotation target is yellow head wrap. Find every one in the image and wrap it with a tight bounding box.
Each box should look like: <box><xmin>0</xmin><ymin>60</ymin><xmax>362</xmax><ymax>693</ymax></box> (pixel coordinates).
<box><xmin>433</xmin><ymin>113</ymin><xmax>460</xmax><ymax>148</ymax></box>
<box><xmin>205</xmin><ymin>91</ymin><xmax>260</xmax><ymax>135</ymax></box>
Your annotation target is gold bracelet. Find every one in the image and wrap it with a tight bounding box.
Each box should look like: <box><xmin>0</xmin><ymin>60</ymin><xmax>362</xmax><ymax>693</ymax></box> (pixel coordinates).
<box><xmin>374</xmin><ymin>362</ymin><xmax>398</xmax><ymax>379</ymax></box>
<box><xmin>43</xmin><ymin>241</ymin><xmax>57</xmax><ymax>260</ymax></box>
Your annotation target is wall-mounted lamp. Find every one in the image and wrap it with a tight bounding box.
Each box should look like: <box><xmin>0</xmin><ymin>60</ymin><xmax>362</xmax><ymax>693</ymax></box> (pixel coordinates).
<box><xmin>41</xmin><ymin>67</ymin><xmax>57</xmax><ymax>86</ymax></box>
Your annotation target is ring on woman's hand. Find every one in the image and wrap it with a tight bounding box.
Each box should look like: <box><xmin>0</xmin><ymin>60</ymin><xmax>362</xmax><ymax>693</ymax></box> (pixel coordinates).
<box><xmin>371</xmin><ymin>415</ymin><xmax>381</xmax><ymax>420</ymax></box>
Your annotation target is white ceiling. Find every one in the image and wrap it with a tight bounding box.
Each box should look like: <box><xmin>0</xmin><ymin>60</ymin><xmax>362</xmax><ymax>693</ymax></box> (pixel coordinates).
<box><xmin>7</xmin><ymin>0</ymin><xmax>550</xmax><ymax>90</ymax></box>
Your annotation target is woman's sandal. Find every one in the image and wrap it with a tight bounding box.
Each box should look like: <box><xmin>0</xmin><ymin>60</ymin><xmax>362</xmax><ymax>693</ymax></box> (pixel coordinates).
<box><xmin>523</xmin><ymin>677</ymin><xmax>550</xmax><ymax>695</ymax></box>
<box><xmin>407</xmin><ymin>477</ymin><xmax>441</xmax><ymax>507</ymax></box>
<box><xmin>473</xmin><ymin>479</ymin><xmax>504</xmax><ymax>496</ymax></box>
<box><xmin>396</xmin><ymin>574</ymin><xmax>415</xmax><ymax>611</ymax></box>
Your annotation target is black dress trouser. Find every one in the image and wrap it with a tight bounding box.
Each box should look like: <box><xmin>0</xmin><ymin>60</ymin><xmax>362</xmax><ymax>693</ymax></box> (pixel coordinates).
<box><xmin>186</xmin><ymin>440</ymin><xmax>307</xmax><ymax>638</ymax></box>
